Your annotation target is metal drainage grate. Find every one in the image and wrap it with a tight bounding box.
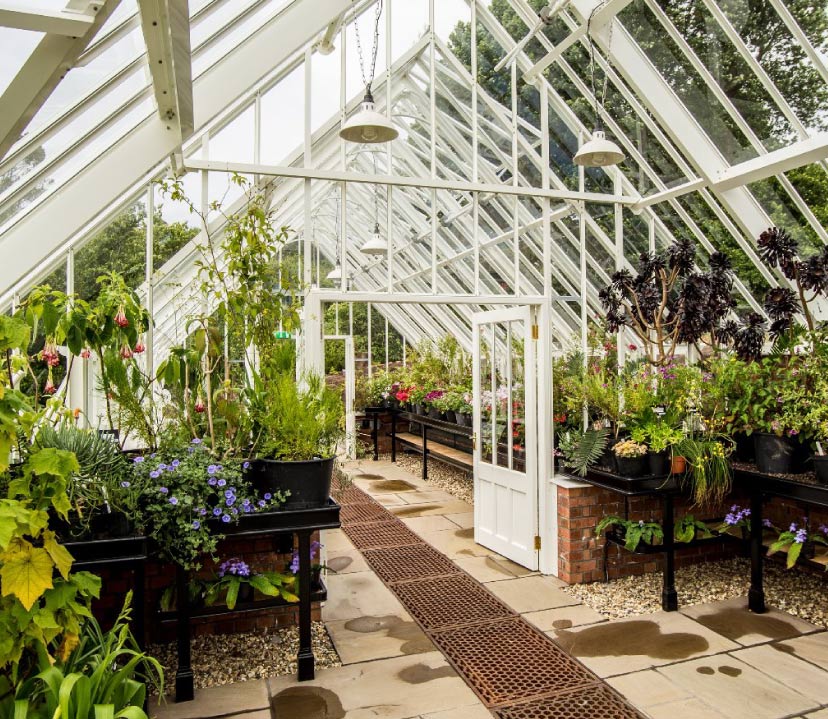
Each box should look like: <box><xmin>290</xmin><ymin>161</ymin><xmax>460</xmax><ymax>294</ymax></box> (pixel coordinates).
<box><xmin>331</xmin><ymin>485</ymin><xmax>367</xmax><ymax>506</ymax></box>
<box><xmin>430</xmin><ymin>617</ymin><xmax>596</xmax><ymax>707</ymax></box>
<box><xmin>363</xmin><ymin>544</ymin><xmax>462</xmax><ymax>585</ymax></box>
<box><xmin>392</xmin><ymin>573</ymin><xmax>515</xmax><ymax>631</ymax></box>
<box><xmin>343</xmin><ymin>519</ymin><xmax>423</xmax><ymax>550</ymax></box>
<box><xmin>493</xmin><ymin>685</ymin><xmax>645</xmax><ymax>719</ymax></box>
<box><xmin>340</xmin><ymin>501</ymin><xmax>391</xmax><ymax>525</ymax></box>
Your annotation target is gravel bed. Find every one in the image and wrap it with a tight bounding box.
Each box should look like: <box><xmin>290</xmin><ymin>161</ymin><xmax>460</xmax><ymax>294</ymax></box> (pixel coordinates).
<box><xmin>395</xmin><ymin>453</ymin><xmax>474</xmax><ymax>504</ymax></box>
<box><xmin>564</xmin><ymin>557</ymin><xmax>828</xmax><ymax>628</ymax></box>
<box><xmin>149</xmin><ymin>622</ymin><xmax>340</xmax><ymax>694</ymax></box>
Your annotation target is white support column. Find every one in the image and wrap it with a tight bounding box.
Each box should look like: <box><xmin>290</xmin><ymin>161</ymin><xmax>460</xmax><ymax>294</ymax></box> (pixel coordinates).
<box><xmin>471</xmin><ymin>0</ymin><xmax>478</xmax><ymax>184</ymax></box>
<box><xmin>66</xmin><ymin>248</ymin><xmax>85</xmax><ymax>422</ymax></box>
<box><xmin>301</xmin><ymin>290</ymin><xmax>324</xmax><ymax>377</ymax></box>
<box><xmin>367</xmin><ymin>302</ymin><xmax>373</xmax><ymax>378</ymax></box>
<box><xmin>145</xmin><ymin>184</ymin><xmax>155</xmax><ymax>385</ymax></box>
<box><xmin>303</xmin><ymin>47</ymin><xmax>313</xmax><ymax>287</ymax></box>
<box><xmin>578</xmin><ymin>136</ymin><xmax>588</xmax><ymax>430</ymax></box>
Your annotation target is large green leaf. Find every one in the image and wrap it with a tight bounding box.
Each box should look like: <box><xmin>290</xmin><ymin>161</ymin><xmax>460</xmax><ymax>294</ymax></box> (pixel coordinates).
<box><xmin>0</xmin><ymin>543</ymin><xmax>54</xmax><ymax>610</ymax></box>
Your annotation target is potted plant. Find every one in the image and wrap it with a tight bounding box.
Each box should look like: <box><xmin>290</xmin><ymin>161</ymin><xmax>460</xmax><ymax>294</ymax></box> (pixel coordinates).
<box><xmin>131</xmin><ymin>441</ymin><xmax>284</xmax><ymax>570</ymax></box>
<box><xmin>447</xmin><ymin>390</ymin><xmax>473</xmax><ymax>426</ymax></box>
<box><xmin>630</xmin><ymin>422</ymin><xmax>684</xmax><ymax>477</ymax></box>
<box><xmin>289</xmin><ymin>539</ymin><xmax>329</xmax><ymax>590</ymax></box>
<box><xmin>674</xmin><ymin>515</ymin><xmax>712</xmax><ymax>543</ymax></box>
<box><xmin>204</xmin><ymin>557</ymin><xmax>298</xmax><ymax>609</ymax></box>
<box><xmin>558</xmin><ymin>427</ymin><xmax>609</xmax><ymax>476</ymax></box>
<box><xmin>674</xmin><ymin>435</ymin><xmax>733</xmax><ymax>508</ymax></box>
<box><xmin>613</xmin><ymin>440</ymin><xmax>648</xmax><ymax>477</ymax></box>
<box><xmin>595</xmin><ymin>515</ymin><xmax>664</xmax><ymax>551</ymax></box>
<box><xmin>247</xmin><ymin>372</ymin><xmax>344</xmax><ymax>510</ymax></box>
<box><xmin>424</xmin><ymin>389</ymin><xmax>445</xmax><ymax>420</ymax></box>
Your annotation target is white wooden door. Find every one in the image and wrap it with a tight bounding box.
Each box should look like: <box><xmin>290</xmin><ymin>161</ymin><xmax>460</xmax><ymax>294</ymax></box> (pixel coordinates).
<box><xmin>472</xmin><ymin>306</ymin><xmax>539</xmax><ymax>570</ymax></box>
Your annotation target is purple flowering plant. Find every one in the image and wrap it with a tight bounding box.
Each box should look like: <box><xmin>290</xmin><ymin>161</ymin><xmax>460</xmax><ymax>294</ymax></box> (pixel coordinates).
<box><xmin>131</xmin><ymin>441</ymin><xmax>285</xmax><ymax>569</ymax></box>
<box><xmin>204</xmin><ymin>556</ymin><xmax>297</xmax><ymax>609</ymax></box>
<box><xmin>288</xmin><ymin>540</ymin><xmax>328</xmax><ymax>577</ymax></box>
<box><xmin>716</xmin><ymin>504</ymin><xmax>775</xmax><ymax>536</ymax></box>
<box><xmin>768</xmin><ymin>519</ymin><xmax>828</xmax><ymax>569</ymax></box>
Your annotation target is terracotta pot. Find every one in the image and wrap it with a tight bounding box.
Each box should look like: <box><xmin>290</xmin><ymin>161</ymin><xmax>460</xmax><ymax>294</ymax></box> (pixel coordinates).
<box><xmin>671</xmin><ymin>455</ymin><xmax>686</xmax><ymax>474</ymax></box>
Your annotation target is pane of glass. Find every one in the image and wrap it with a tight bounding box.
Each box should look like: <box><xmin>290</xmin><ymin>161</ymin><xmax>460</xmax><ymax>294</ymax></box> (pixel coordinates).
<box><xmin>0</xmin><ymin>28</ymin><xmax>43</xmax><ymax>96</ymax></box>
<box><xmin>260</xmin><ymin>63</ymin><xmax>305</xmax><ymax>164</ymax></box>
<box><xmin>479</xmin><ymin>323</ymin><xmax>494</xmax><ymax>465</ymax></box>
<box><xmin>495</xmin><ymin>323</ymin><xmax>509</xmax><ymax>468</ymax></box>
<box><xmin>510</xmin><ymin>320</ymin><xmax>526</xmax><ymax>472</ymax></box>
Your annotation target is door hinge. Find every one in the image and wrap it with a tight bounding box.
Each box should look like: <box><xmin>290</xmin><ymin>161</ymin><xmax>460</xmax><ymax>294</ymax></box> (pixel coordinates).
<box><xmin>531</xmin><ymin>324</ymin><xmax>539</xmax><ymax>340</ymax></box>
<box><xmin>472</xmin><ymin>433</ymin><xmax>477</xmax><ymax>451</ymax></box>
<box><xmin>534</xmin><ymin>535</ymin><xmax>541</xmax><ymax>550</ymax></box>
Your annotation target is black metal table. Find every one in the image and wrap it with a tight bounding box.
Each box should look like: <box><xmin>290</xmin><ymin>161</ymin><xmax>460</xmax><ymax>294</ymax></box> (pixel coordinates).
<box><xmin>363</xmin><ymin>406</ymin><xmax>386</xmax><ymax>461</ymax></box>
<box><xmin>65</xmin><ymin>534</ymin><xmax>149</xmax><ymax>647</ymax></box>
<box><xmin>568</xmin><ymin>467</ymin><xmax>682</xmax><ymax>611</ymax></box>
<box><xmin>733</xmin><ymin>467</ymin><xmax>828</xmax><ymax>613</ymax></box>
<box><xmin>169</xmin><ymin>500</ymin><xmax>341</xmax><ymax>702</ymax></box>
<box><xmin>390</xmin><ymin>410</ymin><xmax>473</xmax><ymax>480</ymax></box>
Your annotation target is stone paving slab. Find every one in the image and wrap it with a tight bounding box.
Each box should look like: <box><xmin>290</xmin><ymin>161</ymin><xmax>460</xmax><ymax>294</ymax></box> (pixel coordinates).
<box><xmin>321</xmin><ymin>528</ymin><xmax>356</xmax><ymax>552</ymax></box>
<box><xmin>390</xmin><ymin>500</ymin><xmax>475</xmax><ymax>518</ymax></box>
<box><xmin>402</xmin><ymin>515</ymin><xmax>461</xmax><ymax>534</ymax></box>
<box><xmin>732</xmin><ymin>644</ymin><xmax>828</xmax><ymax>704</ymax></box>
<box><xmin>267</xmin><ymin>651</ymin><xmax>479</xmax><ymax>719</ymax></box>
<box><xmin>325</xmin><ymin>547</ymin><xmax>371</xmax><ymax>574</ymax></box>
<box><xmin>326</xmin><ymin>614</ymin><xmax>435</xmax><ymax>665</ymax></box>
<box><xmin>552</xmin><ymin>611</ymin><xmax>740</xmax><ymax>678</ymax></box>
<box><xmin>452</xmin><ymin>555</ymin><xmax>525</xmax><ymax>583</ymax></box>
<box><xmin>486</xmin><ymin>575</ymin><xmax>578</xmax><ymax>614</ymax></box>
<box><xmin>416</xmin><ymin>527</ymin><xmax>491</xmax><ymax>558</ymax></box>
<box><xmin>656</xmin><ymin>655</ymin><xmax>818</xmax><ymax>718</ymax></box>
<box><xmin>681</xmin><ymin>596</ymin><xmax>820</xmax><ymax>645</ymax></box>
<box><xmin>322</xmin><ymin>570</ymin><xmax>410</xmax><ymax>621</ymax></box>
<box><xmin>419</xmin><ymin>704</ymin><xmax>492</xmax><ymax>718</ymax></box>
<box><xmin>151</xmin><ymin>679</ymin><xmax>269</xmax><ymax>719</ymax></box>
<box><xmin>371</xmin><ymin>492</ymin><xmax>409</xmax><ymax>507</ymax></box>
<box><xmin>776</xmin><ymin>631</ymin><xmax>828</xmax><ymax>670</ymax></box>
<box><xmin>443</xmin><ymin>511</ymin><xmax>474</xmax><ymax>529</ymax></box>
<box><xmin>525</xmin><ymin>604</ymin><xmax>606</xmax><ymax>631</ymax></box>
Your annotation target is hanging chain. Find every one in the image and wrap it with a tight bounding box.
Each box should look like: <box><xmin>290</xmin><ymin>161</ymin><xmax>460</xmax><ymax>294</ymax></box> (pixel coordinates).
<box><xmin>586</xmin><ymin>0</ymin><xmax>611</xmax><ymax>131</ymax></box>
<box><xmin>355</xmin><ymin>0</ymin><xmax>383</xmax><ymax>94</ymax></box>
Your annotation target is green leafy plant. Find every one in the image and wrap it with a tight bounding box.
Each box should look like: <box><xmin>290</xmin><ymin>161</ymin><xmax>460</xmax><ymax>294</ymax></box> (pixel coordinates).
<box><xmin>768</xmin><ymin>521</ymin><xmax>828</xmax><ymax>569</ymax></box>
<box><xmin>630</xmin><ymin>423</ymin><xmax>684</xmax><ymax>453</ymax></box>
<box><xmin>675</xmin><ymin>436</ymin><xmax>733</xmax><ymax>508</ymax></box>
<box><xmin>558</xmin><ymin>428</ymin><xmax>609</xmax><ymax>477</ymax></box>
<box><xmin>251</xmin><ymin>373</ymin><xmax>344</xmax><ymax>462</ymax></box>
<box><xmin>6</xmin><ymin>593</ymin><xmax>163</xmax><ymax>719</ymax></box>
<box><xmin>204</xmin><ymin>557</ymin><xmax>297</xmax><ymax>610</ymax></box>
<box><xmin>595</xmin><ymin>515</ymin><xmax>664</xmax><ymax>551</ymax></box>
<box><xmin>674</xmin><ymin>515</ymin><xmax>712</xmax><ymax>543</ymax></box>
<box><xmin>130</xmin><ymin>442</ymin><xmax>284</xmax><ymax>569</ymax></box>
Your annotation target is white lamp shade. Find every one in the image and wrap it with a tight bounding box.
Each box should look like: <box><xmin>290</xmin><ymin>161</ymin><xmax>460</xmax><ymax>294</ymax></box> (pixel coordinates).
<box><xmin>573</xmin><ymin>130</ymin><xmax>625</xmax><ymax>167</ymax></box>
<box><xmin>340</xmin><ymin>92</ymin><xmax>399</xmax><ymax>144</ymax></box>
<box><xmin>361</xmin><ymin>224</ymin><xmax>387</xmax><ymax>255</ymax></box>
<box><xmin>326</xmin><ymin>265</ymin><xmax>342</xmax><ymax>281</ymax></box>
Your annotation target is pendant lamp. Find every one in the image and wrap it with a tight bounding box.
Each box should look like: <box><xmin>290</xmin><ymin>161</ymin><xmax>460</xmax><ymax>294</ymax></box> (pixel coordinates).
<box><xmin>340</xmin><ymin>1</ymin><xmax>396</xmax><ymax>144</ymax></box>
<box><xmin>574</xmin><ymin>6</ymin><xmax>625</xmax><ymax>168</ymax></box>
<box><xmin>361</xmin><ymin>223</ymin><xmax>387</xmax><ymax>255</ymax></box>
<box><xmin>326</xmin><ymin>264</ymin><xmax>342</xmax><ymax>281</ymax></box>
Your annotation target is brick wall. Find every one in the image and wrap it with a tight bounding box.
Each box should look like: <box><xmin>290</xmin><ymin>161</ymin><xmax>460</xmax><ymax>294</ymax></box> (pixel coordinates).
<box><xmin>556</xmin><ymin>481</ymin><xmax>828</xmax><ymax>584</ymax></box>
<box><xmin>92</xmin><ymin>532</ymin><xmax>320</xmax><ymax>644</ymax></box>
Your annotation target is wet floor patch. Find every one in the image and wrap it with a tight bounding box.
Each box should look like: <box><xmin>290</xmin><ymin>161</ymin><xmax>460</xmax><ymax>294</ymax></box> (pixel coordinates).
<box><xmin>718</xmin><ymin>665</ymin><xmax>742</xmax><ymax>677</ymax></box>
<box><xmin>454</xmin><ymin>527</ymin><xmax>474</xmax><ymax>539</ymax></box>
<box><xmin>484</xmin><ymin>557</ymin><xmax>514</xmax><ymax>576</ymax></box>
<box><xmin>327</xmin><ymin>556</ymin><xmax>353</xmax><ymax>572</ymax></box>
<box><xmin>397</xmin><ymin>662</ymin><xmax>457</xmax><ymax>684</ymax></box>
<box><xmin>271</xmin><ymin>686</ymin><xmax>345</xmax><ymax>719</ymax></box>
<box><xmin>393</xmin><ymin>504</ymin><xmax>441</xmax><ymax>517</ymax></box>
<box><xmin>553</xmin><ymin>619</ymin><xmax>573</xmax><ymax>629</ymax></box>
<box><xmin>343</xmin><ymin>615</ymin><xmax>433</xmax><ymax>655</ymax></box>
<box><xmin>356</xmin><ymin>473</ymin><xmax>385</xmax><ymax>480</ymax></box>
<box><xmin>690</xmin><ymin>607</ymin><xmax>801</xmax><ymax>642</ymax></box>
<box><xmin>371</xmin><ymin>479</ymin><xmax>417</xmax><ymax>492</ymax></box>
<box><xmin>696</xmin><ymin>666</ymin><xmax>715</xmax><ymax>675</ymax></box>
<box><xmin>555</xmin><ymin>620</ymin><xmax>709</xmax><ymax>660</ymax></box>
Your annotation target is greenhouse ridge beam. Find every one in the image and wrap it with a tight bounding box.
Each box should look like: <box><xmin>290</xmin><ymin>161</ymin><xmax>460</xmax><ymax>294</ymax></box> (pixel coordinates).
<box><xmin>183</xmin><ymin>159</ymin><xmax>640</xmax><ymax>205</ymax></box>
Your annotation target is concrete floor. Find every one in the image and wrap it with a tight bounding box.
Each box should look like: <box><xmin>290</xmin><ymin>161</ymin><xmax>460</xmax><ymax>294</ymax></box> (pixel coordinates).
<box><xmin>152</xmin><ymin>459</ymin><xmax>828</xmax><ymax>719</ymax></box>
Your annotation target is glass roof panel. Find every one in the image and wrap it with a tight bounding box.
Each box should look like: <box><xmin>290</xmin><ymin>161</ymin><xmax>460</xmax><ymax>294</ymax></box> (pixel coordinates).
<box><xmin>0</xmin><ymin>28</ymin><xmax>43</xmax><ymax>97</ymax></box>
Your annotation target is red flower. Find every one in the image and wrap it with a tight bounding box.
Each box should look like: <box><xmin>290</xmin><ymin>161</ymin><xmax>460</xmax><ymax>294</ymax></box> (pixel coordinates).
<box><xmin>194</xmin><ymin>396</ymin><xmax>206</xmax><ymax>413</ymax></box>
<box><xmin>41</xmin><ymin>338</ymin><xmax>60</xmax><ymax>367</ymax></box>
<box><xmin>120</xmin><ymin>344</ymin><xmax>133</xmax><ymax>359</ymax></box>
<box><xmin>133</xmin><ymin>340</ymin><xmax>146</xmax><ymax>354</ymax></box>
<box><xmin>44</xmin><ymin>376</ymin><xmax>56</xmax><ymax>394</ymax></box>
<box><xmin>114</xmin><ymin>307</ymin><xmax>129</xmax><ymax>328</ymax></box>
<box><xmin>628</xmin><ymin>343</ymin><xmax>638</xmax><ymax>351</ymax></box>
<box><xmin>80</xmin><ymin>348</ymin><xmax>91</xmax><ymax>359</ymax></box>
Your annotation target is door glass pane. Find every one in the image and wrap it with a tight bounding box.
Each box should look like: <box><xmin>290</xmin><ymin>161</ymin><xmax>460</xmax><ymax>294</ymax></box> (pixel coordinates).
<box><xmin>510</xmin><ymin>320</ymin><xmax>526</xmax><ymax>473</ymax></box>
<box><xmin>494</xmin><ymin>323</ymin><xmax>509</xmax><ymax>469</ymax></box>
<box><xmin>479</xmin><ymin>324</ymin><xmax>494</xmax><ymax>465</ymax></box>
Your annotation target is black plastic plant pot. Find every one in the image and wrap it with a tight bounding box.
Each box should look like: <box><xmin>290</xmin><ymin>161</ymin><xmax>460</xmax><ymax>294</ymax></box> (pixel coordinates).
<box><xmin>615</xmin><ymin>455</ymin><xmax>647</xmax><ymax>478</ymax></box>
<box><xmin>427</xmin><ymin>406</ymin><xmax>441</xmax><ymax>420</ymax></box>
<box><xmin>444</xmin><ymin>410</ymin><xmax>457</xmax><ymax>424</ymax></box>
<box><xmin>247</xmin><ymin>457</ymin><xmax>335</xmax><ymax>510</ymax></box>
<box><xmin>733</xmin><ymin>432</ymin><xmax>755</xmax><ymax>463</ymax></box>
<box><xmin>648</xmin><ymin>450</ymin><xmax>670</xmax><ymax>477</ymax></box>
<box><xmin>599</xmin><ymin>439</ymin><xmax>618</xmax><ymax>473</ymax></box>
<box><xmin>754</xmin><ymin>432</ymin><xmax>795</xmax><ymax>474</ymax></box>
<box><xmin>413</xmin><ymin>403</ymin><xmax>423</xmax><ymax>416</ymax></box>
<box><xmin>89</xmin><ymin>511</ymin><xmax>132</xmax><ymax>539</ymax></box>
<box><xmin>813</xmin><ymin>456</ymin><xmax>828</xmax><ymax>485</ymax></box>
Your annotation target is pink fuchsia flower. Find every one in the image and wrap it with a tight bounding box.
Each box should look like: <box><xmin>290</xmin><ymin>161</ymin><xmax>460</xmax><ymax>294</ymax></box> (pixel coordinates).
<box><xmin>80</xmin><ymin>348</ymin><xmax>91</xmax><ymax>360</ymax></box>
<box><xmin>194</xmin><ymin>395</ymin><xmax>206</xmax><ymax>413</ymax></box>
<box><xmin>44</xmin><ymin>376</ymin><xmax>56</xmax><ymax>394</ymax></box>
<box><xmin>114</xmin><ymin>307</ymin><xmax>129</xmax><ymax>328</ymax></box>
<box><xmin>41</xmin><ymin>338</ymin><xmax>60</xmax><ymax>367</ymax></box>
<box><xmin>133</xmin><ymin>340</ymin><xmax>146</xmax><ymax>354</ymax></box>
<box><xmin>120</xmin><ymin>344</ymin><xmax>133</xmax><ymax>359</ymax></box>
